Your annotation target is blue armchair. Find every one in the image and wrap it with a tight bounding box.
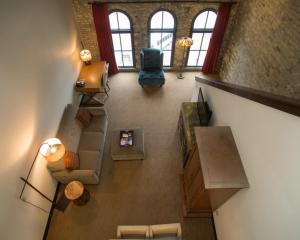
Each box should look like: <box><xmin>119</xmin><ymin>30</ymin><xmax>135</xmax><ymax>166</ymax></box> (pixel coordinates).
<box><xmin>138</xmin><ymin>48</ymin><xmax>165</xmax><ymax>87</ymax></box>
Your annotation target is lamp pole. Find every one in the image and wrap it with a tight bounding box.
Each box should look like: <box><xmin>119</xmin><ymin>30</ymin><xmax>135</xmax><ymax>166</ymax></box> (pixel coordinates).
<box><xmin>176</xmin><ymin>37</ymin><xmax>193</xmax><ymax>79</ymax></box>
<box><xmin>178</xmin><ymin>46</ymin><xmax>186</xmax><ymax>79</ymax></box>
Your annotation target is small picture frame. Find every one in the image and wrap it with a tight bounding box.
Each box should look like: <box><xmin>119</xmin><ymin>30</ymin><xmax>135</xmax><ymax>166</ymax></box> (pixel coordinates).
<box><xmin>120</xmin><ymin>130</ymin><xmax>134</xmax><ymax>147</ymax></box>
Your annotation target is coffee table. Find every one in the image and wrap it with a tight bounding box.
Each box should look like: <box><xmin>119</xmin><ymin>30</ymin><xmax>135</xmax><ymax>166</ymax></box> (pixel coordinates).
<box><xmin>111</xmin><ymin>128</ymin><xmax>144</xmax><ymax>161</ymax></box>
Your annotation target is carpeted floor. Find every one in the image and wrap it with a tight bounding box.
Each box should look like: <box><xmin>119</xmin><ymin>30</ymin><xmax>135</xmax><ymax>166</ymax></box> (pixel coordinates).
<box><xmin>47</xmin><ymin>72</ymin><xmax>216</xmax><ymax>240</ymax></box>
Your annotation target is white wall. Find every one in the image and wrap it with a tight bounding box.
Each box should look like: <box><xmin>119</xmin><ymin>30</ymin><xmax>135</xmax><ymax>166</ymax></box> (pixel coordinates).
<box><xmin>0</xmin><ymin>0</ymin><xmax>81</xmax><ymax>239</ymax></box>
<box><xmin>192</xmin><ymin>81</ymin><xmax>300</xmax><ymax>240</ymax></box>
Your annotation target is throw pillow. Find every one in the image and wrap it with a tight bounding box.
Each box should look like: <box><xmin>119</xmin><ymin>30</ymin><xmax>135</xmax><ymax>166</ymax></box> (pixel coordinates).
<box><xmin>64</xmin><ymin>151</ymin><xmax>80</xmax><ymax>170</ymax></box>
<box><xmin>76</xmin><ymin>108</ymin><xmax>92</xmax><ymax>127</ymax></box>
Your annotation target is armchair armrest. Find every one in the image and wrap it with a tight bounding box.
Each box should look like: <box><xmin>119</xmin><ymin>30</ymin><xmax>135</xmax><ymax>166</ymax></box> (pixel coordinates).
<box><xmin>140</xmin><ymin>51</ymin><xmax>145</xmax><ymax>70</ymax></box>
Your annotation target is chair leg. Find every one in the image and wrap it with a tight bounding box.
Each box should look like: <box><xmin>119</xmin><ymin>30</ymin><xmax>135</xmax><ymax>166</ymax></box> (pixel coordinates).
<box><xmin>104</xmin><ymin>87</ymin><xmax>109</xmax><ymax>97</ymax></box>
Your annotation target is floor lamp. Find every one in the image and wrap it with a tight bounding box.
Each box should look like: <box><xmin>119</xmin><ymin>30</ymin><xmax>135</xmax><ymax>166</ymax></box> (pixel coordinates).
<box><xmin>176</xmin><ymin>37</ymin><xmax>193</xmax><ymax>79</ymax></box>
<box><xmin>19</xmin><ymin>138</ymin><xmax>65</xmax><ymax>206</ymax></box>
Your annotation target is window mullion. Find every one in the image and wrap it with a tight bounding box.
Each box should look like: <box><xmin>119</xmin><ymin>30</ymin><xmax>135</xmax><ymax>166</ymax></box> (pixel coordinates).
<box><xmin>161</xmin><ymin>11</ymin><xmax>164</xmax><ymax>51</ymax></box>
<box><xmin>196</xmin><ymin>12</ymin><xmax>209</xmax><ymax>66</ymax></box>
<box><xmin>116</xmin><ymin>13</ymin><xmax>124</xmax><ymax>67</ymax></box>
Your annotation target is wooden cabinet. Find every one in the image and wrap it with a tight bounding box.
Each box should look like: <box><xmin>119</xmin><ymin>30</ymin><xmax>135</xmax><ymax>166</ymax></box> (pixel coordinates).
<box><xmin>181</xmin><ymin>127</ymin><xmax>249</xmax><ymax>217</ymax></box>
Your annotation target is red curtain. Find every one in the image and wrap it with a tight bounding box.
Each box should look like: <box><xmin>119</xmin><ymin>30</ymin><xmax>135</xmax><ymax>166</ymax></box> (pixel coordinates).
<box><xmin>92</xmin><ymin>3</ymin><xmax>118</xmax><ymax>75</ymax></box>
<box><xmin>202</xmin><ymin>3</ymin><xmax>232</xmax><ymax>74</ymax></box>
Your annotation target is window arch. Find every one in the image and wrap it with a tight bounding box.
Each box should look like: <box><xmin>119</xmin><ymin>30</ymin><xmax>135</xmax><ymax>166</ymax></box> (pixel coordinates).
<box><xmin>109</xmin><ymin>11</ymin><xmax>134</xmax><ymax>68</ymax></box>
<box><xmin>149</xmin><ymin>10</ymin><xmax>176</xmax><ymax>67</ymax></box>
<box><xmin>187</xmin><ymin>9</ymin><xmax>217</xmax><ymax>67</ymax></box>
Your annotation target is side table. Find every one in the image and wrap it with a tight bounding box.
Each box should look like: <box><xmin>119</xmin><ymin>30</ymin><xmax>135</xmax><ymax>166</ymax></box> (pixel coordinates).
<box><xmin>64</xmin><ymin>181</ymin><xmax>90</xmax><ymax>206</ymax></box>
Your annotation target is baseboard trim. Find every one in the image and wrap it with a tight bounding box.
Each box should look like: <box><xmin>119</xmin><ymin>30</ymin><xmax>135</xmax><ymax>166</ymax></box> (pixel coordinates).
<box><xmin>42</xmin><ymin>182</ymin><xmax>61</xmax><ymax>240</ymax></box>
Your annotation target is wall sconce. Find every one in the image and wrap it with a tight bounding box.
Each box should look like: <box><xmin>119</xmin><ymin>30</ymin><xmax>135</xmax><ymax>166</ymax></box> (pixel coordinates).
<box><xmin>176</xmin><ymin>37</ymin><xmax>193</xmax><ymax>79</ymax></box>
<box><xmin>80</xmin><ymin>49</ymin><xmax>92</xmax><ymax>65</ymax></box>
<box><xmin>19</xmin><ymin>138</ymin><xmax>65</xmax><ymax>205</ymax></box>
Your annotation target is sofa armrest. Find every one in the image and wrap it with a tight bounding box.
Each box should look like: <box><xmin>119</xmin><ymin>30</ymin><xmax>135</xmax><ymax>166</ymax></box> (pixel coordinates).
<box><xmin>52</xmin><ymin>169</ymin><xmax>99</xmax><ymax>184</ymax></box>
<box><xmin>81</xmin><ymin>106</ymin><xmax>107</xmax><ymax>117</ymax></box>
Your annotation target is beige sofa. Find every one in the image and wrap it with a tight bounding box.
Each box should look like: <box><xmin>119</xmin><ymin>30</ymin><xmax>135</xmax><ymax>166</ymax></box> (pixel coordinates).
<box><xmin>47</xmin><ymin>104</ymin><xmax>108</xmax><ymax>184</ymax></box>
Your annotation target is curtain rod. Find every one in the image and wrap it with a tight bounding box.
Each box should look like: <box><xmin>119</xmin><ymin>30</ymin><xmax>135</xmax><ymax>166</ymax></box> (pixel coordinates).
<box><xmin>88</xmin><ymin>1</ymin><xmax>238</xmax><ymax>5</ymax></box>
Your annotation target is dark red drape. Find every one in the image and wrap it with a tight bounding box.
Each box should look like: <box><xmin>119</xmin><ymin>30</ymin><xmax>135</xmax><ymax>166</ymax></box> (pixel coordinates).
<box><xmin>92</xmin><ymin>3</ymin><xmax>118</xmax><ymax>75</ymax></box>
<box><xmin>202</xmin><ymin>3</ymin><xmax>232</xmax><ymax>74</ymax></box>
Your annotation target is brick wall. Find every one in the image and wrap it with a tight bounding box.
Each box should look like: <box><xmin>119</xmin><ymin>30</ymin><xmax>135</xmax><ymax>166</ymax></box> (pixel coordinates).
<box><xmin>72</xmin><ymin>0</ymin><xmax>225</xmax><ymax>70</ymax></box>
<box><xmin>220</xmin><ymin>0</ymin><xmax>300</xmax><ymax>100</ymax></box>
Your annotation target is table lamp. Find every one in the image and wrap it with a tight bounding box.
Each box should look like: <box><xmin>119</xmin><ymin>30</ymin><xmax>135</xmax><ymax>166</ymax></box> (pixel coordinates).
<box><xmin>80</xmin><ymin>49</ymin><xmax>92</xmax><ymax>65</ymax></box>
<box><xmin>176</xmin><ymin>37</ymin><xmax>193</xmax><ymax>79</ymax></box>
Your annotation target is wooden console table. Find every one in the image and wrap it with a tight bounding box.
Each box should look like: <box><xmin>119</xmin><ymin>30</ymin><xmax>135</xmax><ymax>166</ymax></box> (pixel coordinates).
<box><xmin>181</xmin><ymin>127</ymin><xmax>249</xmax><ymax>217</ymax></box>
<box><xmin>76</xmin><ymin>61</ymin><xmax>107</xmax><ymax>105</ymax></box>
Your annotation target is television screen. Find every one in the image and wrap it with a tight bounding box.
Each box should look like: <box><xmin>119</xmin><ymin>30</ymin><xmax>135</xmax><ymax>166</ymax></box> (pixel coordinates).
<box><xmin>197</xmin><ymin>88</ymin><xmax>212</xmax><ymax>125</ymax></box>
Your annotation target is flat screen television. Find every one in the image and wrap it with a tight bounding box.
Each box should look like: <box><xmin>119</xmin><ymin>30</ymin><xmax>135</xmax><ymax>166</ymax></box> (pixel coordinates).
<box><xmin>197</xmin><ymin>88</ymin><xmax>212</xmax><ymax>125</ymax></box>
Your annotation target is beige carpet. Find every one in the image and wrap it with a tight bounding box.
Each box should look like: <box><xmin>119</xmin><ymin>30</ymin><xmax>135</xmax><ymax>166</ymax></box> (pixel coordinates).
<box><xmin>47</xmin><ymin>72</ymin><xmax>216</xmax><ymax>240</ymax></box>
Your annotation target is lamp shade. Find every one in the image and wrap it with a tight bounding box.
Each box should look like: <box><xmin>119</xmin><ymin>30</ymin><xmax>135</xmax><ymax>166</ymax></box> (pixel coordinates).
<box><xmin>176</xmin><ymin>37</ymin><xmax>193</xmax><ymax>48</ymax></box>
<box><xmin>40</xmin><ymin>138</ymin><xmax>65</xmax><ymax>162</ymax></box>
<box><xmin>80</xmin><ymin>49</ymin><xmax>92</xmax><ymax>62</ymax></box>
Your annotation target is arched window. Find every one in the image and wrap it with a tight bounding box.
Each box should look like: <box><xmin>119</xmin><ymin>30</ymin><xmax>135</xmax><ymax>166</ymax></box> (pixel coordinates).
<box><xmin>149</xmin><ymin>10</ymin><xmax>175</xmax><ymax>67</ymax></box>
<box><xmin>109</xmin><ymin>11</ymin><xmax>134</xmax><ymax>68</ymax></box>
<box><xmin>187</xmin><ymin>10</ymin><xmax>217</xmax><ymax>67</ymax></box>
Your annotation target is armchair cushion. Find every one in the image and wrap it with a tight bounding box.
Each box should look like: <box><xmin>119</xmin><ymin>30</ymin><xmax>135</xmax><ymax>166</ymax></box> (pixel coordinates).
<box><xmin>141</xmin><ymin>48</ymin><xmax>163</xmax><ymax>70</ymax></box>
<box><xmin>139</xmin><ymin>69</ymin><xmax>165</xmax><ymax>87</ymax></box>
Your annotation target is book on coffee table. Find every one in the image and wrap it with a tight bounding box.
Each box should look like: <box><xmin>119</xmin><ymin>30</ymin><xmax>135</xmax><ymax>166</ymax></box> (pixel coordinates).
<box><xmin>120</xmin><ymin>130</ymin><xmax>134</xmax><ymax>147</ymax></box>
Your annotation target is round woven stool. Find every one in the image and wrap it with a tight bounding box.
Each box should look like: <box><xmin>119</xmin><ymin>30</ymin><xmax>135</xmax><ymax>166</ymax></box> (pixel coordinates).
<box><xmin>64</xmin><ymin>181</ymin><xmax>90</xmax><ymax>206</ymax></box>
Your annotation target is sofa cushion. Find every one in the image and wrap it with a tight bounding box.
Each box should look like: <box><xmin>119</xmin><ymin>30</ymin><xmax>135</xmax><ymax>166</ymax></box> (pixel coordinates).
<box><xmin>79</xmin><ymin>150</ymin><xmax>100</xmax><ymax>170</ymax></box>
<box><xmin>84</xmin><ymin>115</ymin><xmax>107</xmax><ymax>133</ymax></box>
<box><xmin>76</xmin><ymin>108</ymin><xmax>92</xmax><ymax>127</ymax></box>
<box><xmin>78</xmin><ymin>132</ymin><xmax>104</xmax><ymax>151</ymax></box>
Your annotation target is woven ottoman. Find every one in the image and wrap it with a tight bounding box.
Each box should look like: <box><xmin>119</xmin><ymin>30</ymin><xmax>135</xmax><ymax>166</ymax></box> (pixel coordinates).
<box><xmin>111</xmin><ymin>128</ymin><xmax>145</xmax><ymax>161</ymax></box>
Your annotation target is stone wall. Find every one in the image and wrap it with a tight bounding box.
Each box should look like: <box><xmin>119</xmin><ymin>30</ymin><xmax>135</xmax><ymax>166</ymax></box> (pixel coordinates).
<box><xmin>220</xmin><ymin>0</ymin><xmax>300</xmax><ymax>100</ymax></box>
<box><xmin>73</xmin><ymin>0</ymin><xmax>224</xmax><ymax>70</ymax></box>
